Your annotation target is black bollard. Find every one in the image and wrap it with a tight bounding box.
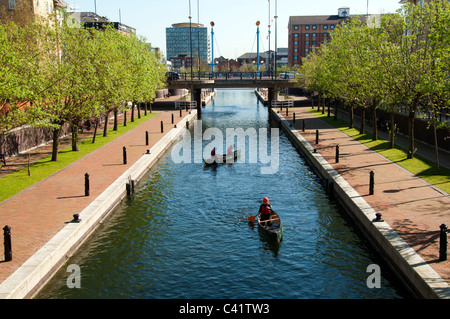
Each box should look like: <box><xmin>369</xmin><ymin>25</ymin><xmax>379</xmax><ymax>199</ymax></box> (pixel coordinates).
<box><xmin>123</xmin><ymin>146</ymin><xmax>127</xmax><ymax>165</ymax></box>
<box><xmin>72</xmin><ymin>214</ymin><xmax>81</xmax><ymax>223</ymax></box>
<box><xmin>186</xmin><ymin>121</ymin><xmax>190</xmax><ymax>130</ymax></box>
<box><xmin>146</xmin><ymin>131</ymin><xmax>149</xmax><ymax>146</ymax></box>
<box><xmin>171</xmin><ymin>113</ymin><xmax>174</xmax><ymax>124</ymax></box>
<box><xmin>293</xmin><ymin>113</ymin><xmax>296</xmax><ymax>123</ymax></box>
<box><xmin>286</xmin><ymin>107</ymin><xmax>289</xmax><ymax>117</ymax></box>
<box><xmin>316</xmin><ymin>130</ymin><xmax>319</xmax><ymax>144</ymax></box>
<box><xmin>369</xmin><ymin>171</ymin><xmax>375</xmax><ymax>195</ymax></box>
<box><xmin>302</xmin><ymin>120</ymin><xmax>305</xmax><ymax>132</ymax></box>
<box><xmin>161</xmin><ymin>121</ymin><xmax>164</xmax><ymax>133</ymax></box>
<box><xmin>84</xmin><ymin>173</ymin><xmax>90</xmax><ymax>197</ymax></box>
<box><xmin>440</xmin><ymin>224</ymin><xmax>448</xmax><ymax>261</ymax></box>
<box><xmin>3</xmin><ymin>225</ymin><xmax>12</xmax><ymax>262</ymax></box>
<box><xmin>336</xmin><ymin>145</ymin><xmax>340</xmax><ymax>163</ymax></box>
<box><xmin>180</xmin><ymin>108</ymin><xmax>182</xmax><ymax>117</ymax></box>
<box><xmin>126</xmin><ymin>183</ymin><xmax>131</xmax><ymax>196</ymax></box>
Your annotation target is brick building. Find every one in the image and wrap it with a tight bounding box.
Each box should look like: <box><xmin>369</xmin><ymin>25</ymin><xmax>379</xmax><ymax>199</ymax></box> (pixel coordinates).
<box><xmin>288</xmin><ymin>7</ymin><xmax>353</xmax><ymax>66</ymax></box>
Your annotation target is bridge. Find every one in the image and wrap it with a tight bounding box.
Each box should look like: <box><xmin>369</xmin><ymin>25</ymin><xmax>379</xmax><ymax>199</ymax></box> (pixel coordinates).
<box><xmin>166</xmin><ymin>72</ymin><xmax>299</xmax><ymax>118</ymax></box>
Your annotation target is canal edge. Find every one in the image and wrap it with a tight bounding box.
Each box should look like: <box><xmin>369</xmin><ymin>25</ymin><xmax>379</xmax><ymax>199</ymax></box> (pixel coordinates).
<box><xmin>0</xmin><ymin>110</ymin><xmax>198</xmax><ymax>299</ymax></box>
<box><xmin>271</xmin><ymin>108</ymin><xmax>449</xmax><ymax>299</ymax></box>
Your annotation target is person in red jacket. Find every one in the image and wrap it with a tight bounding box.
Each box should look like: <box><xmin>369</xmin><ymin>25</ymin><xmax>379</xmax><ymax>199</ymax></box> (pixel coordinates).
<box><xmin>258</xmin><ymin>197</ymin><xmax>274</xmax><ymax>227</ymax></box>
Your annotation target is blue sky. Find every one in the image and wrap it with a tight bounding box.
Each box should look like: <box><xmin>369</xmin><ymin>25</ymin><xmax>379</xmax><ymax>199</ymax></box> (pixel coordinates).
<box><xmin>69</xmin><ymin>0</ymin><xmax>404</xmax><ymax>59</ymax></box>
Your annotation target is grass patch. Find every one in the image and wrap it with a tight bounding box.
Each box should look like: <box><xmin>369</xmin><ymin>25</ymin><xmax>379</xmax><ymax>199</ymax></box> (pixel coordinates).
<box><xmin>308</xmin><ymin>108</ymin><xmax>450</xmax><ymax>194</ymax></box>
<box><xmin>0</xmin><ymin>113</ymin><xmax>158</xmax><ymax>202</ymax></box>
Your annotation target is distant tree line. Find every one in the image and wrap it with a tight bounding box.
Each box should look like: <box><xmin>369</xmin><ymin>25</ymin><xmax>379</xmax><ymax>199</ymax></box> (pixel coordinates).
<box><xmin>296</xmin><ymin>0</ymin><xmax>449</xmax><ymax>170</ymax></box>
<box><xmin>0</xmin><ymin>11</ymin><xmax>167</xmax><ymax>161</ymax></box>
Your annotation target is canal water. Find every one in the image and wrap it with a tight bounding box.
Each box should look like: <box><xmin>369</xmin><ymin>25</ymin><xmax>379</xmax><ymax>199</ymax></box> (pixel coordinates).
<box><xmin>37</xmin><ymin>89</ymin><xmax>409</xmax><ymax>299</ymax></box>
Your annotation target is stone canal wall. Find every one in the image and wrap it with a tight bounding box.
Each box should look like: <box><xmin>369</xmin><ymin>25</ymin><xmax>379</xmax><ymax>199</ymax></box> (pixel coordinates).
<box><xmin>271</xmin><ymin>108</ymin><xmax>448</xmax><ymax>299</ymax></box>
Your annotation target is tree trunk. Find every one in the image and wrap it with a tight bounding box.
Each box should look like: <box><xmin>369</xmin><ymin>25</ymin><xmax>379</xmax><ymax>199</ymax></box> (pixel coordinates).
<box><xmin>389</xmin><ymin>112</ymin><xmax>395</xmax><ymax>149</ymax></box>
<box><xmin>131</xmin><ymin>102</ymin><xmax>135</xmax><ymax>122</ymax></box>
<box><xmin>371</xmin><ymin>107</ymin><xmax>377</xmax><ymax>141</ymax></box>
<box><xmin>92</xmin><ymin>117</ymin><xmax>99</xmax><ymax>144</ymax></box>
<box><xmin>350</xmin><ymin>105</ymin><xmax>354</xmax><ymax>129</ymax></box>
<box><xmin>144</xmin><ymin>102</ymin><xmax>148</xmax><ymax>116</ymax></box>
<box><xmin>311</xmin><ymin>92</ymin><xmax>315</xmax><ymax>108</ymax></box>
<box><xmin>433</xmin><ymin>120</ymin><xmax>440</xmax><ymax>173</ymax></box>
<box><xmin>360</xmin><ymin>108</ymin><xmax>365</xmax><ymax>134</ymax></box>
<box><xmin>71</xmin><ymin>122</ymin><xmax>79</xmax><ymax>151</ymax></box>
<box><xmin>124</xmin><ymin>111</ymin><xmax>127</xmax><ymax>126</ymax></box>
<box><xmin>113</xmin><ymin>109</ymin><xmax>118</xmax><ymax>131</ymax></box>
<box><xmin>407</xmin><ymin>110</ymin><xmax>415</xmax><ymax>159</ymax></box>
<box><xmin>137</xmin><ymin>102</ymin><xmax>141</xmax><ymax>119</ymax></box>
<box><xmin>103</xmin><ymin>111</ymin><xmax>109</xmax><ymax>137</ymax></box>
<box><xmin>51</xmin><ymin>127</ymin><xmax>61</xmax><ymax>161</ymax></box>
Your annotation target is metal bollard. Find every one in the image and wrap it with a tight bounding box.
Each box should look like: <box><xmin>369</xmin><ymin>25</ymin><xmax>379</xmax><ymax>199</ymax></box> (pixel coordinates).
<box><xmin>302</xmin><ymin>120</ymin><xmax>305</xmax><ymax>132</ymax></box>
<box><xmin>123</xmin><ymin>146</ymin><xmax>127</xmax><ymax>165</ymax></box>
<box><xmin>180</xmin><ymin>108</ymin><xmax>182</xmax><ymax>117</ymax></box>
<box><xmin>316</xmin><ymin>130</ymin><xmax>319</xmax><ymax>144</ymax></box>
<box><xmin>84</xmin><ymin>173</ymin><xmax>90</xmax><ymax>196</ymax></box>
<box><xmin>161</xmin><ymin>121</ymin><xmax>164</xmax><ymax>133</ymax></box>
<box><xmin>293</xmin><ymin>113</ymin><xmax>296</xmax><ymax>123</ymax></box>
<box><xmin>369</xmin><ymin>171</ymin><xmax>375</xmax><ymax>195</ymax></box>
<box><xmin>286</xmin><ymin>107</ymin><xmax>289</xmax><ymax>117</ymax></box>
<box><xmin>171</xmin><ymin>113</ymin><xmax>174</xmax><ymax>124</ymax></box>
<box><xmin>3</xmin><ymin>225</ymin><xmax>12</xmax><ymax>262</ymax></box>
<box><xmin>146</xmin><ymin>131</ymin><xmax>149</xmax><ymax>146</ymax></box>
<box><xmin>336</xmin><ymin>145</ymin><xmax>340</xmax><ymax>163</ymax></box>
<box><xmin>440</xmin><ymin>224</ymin><xmax>448</xmax><ymax>261</ymax></box>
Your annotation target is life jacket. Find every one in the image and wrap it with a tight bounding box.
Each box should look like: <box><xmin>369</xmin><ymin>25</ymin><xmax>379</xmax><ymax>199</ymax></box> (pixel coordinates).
<box><xmin>259</xmin><ymin>204</ymin><xmax>272</xmax><ymax>216</ymax></box>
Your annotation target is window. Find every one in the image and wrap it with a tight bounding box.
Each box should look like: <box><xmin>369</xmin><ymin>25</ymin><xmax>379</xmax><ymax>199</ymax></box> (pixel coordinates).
<box><xmin>9</xmin><ymin>0</ymin><xmax>16</xmax><ymax>9</ymax></box>
<box><xmin>312</xmin><ymin>41</ymin><xmax>316</xmax><ymax>45</ymax></box>
<box><xmin>323</xmin><ymin>25</ymin><xmax>328</xmax><ymax>30</ymax></box>
<box><xmin>294</xmin><ymin>25</ymin><xmax>299</xmax><ymax>30</ymax></box>
<box><xmin>312</xmin><ymin>25</ymin><xmax>317</xmax><ymax>30</ymax></box>
<box><xmin>305</xmin><ymin>41</ymin><xmax>309</xmax><ymax>45</ymax></box>
<box><xmin>305</xmin><ymin>48</ymin><xmax>309</xmax><ymax>53</ymax></box>
<box><xmin>294</xmin><ymin>41</ymin><xmax>298</xmax><ymax>45</ymax></box>
<box><xmin>294</xmin><ymin>56</ymin><xmax>298</xmax><ymax>60</ymax></box>
<box><xmin>294</xmin><ymin>33</ymin><xmax>298</xmax><ymax>37</ymax></box>
<box><xmin>330</xmin><ymin>25</ymin><xmax>335</xmax><ymax>29</ymax></box>
<box><xmin>323</xmin><ymin>32</ymin><xmax>328</xmax><ymax>37</ymax></box>
<box><xmin>312</xmin><ymin>33</ymin><xmax>317</xmax><ymax>37</ymax></box>
<box><xmin>294</xmin><ymin>49</ymin><xmax>298</xmax><ymax>53</ymax></box>
<box><xmin>305</xmin><ymin>33</ymin><xmax>309</xmax><ymax>37</ymax></box>
<box><xmin>305</xmin><ymin>25</ymin><xmax>310</xmax><ymax>30</ymax></box>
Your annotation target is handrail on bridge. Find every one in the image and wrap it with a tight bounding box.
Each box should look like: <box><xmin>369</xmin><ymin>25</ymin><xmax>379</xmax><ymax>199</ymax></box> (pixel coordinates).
<box><xmin>173</xmin><ymin>71</ymin><xmax>300</xmax><ymax>81</ymax></box>
<box><xmin>175</xmin><ymin>100</ymin><xmax>197</xmax><ymax>110</ymax></box>
<box><xmin>272</xmin><ymin>99</ymin><xmax>294</xmax><ymax>108</ymax></box>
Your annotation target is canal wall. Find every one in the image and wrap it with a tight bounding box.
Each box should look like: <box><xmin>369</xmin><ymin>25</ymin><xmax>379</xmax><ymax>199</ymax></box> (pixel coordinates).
<box><xmin>0</xmin><ymin>111</ymin><xmax>198</xmax><ymax>299</ymax></box>
<box><xmin>271</xmin><ymin>109</ymin><xmax>449</xmax><ymax>299</ymax></box>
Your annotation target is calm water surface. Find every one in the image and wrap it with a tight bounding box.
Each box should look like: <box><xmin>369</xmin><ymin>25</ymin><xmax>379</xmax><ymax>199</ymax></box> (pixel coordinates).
<box><xmin>37</xmin><ymin>89</ymin><xmax>409</xmax><ymax>299</ymax></box>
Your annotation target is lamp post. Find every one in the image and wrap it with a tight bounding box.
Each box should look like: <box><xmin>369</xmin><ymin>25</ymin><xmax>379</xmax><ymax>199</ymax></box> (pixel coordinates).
<box><xmin>268</xmin><ymin>0</ymin><xmax>271</xmax><ymax>78</ymax></box>
<box><xmin>256</xmin><ymin>21</ymin><xmax>260</xmax><ymax>74</ymax></box>
<box><xmin>189</xmin><ymin>0</ymin><xmax>193</xmax><ymax>79</ymax></box>
<box><xmin>274</xmin><ymin>0</ymin><xmax>278</xmax><ymax>78</ymax></box>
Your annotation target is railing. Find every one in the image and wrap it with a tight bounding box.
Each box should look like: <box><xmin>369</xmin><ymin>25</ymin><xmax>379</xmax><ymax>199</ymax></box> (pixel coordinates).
<box><xmin>175</xmin><ymin>100</ymin><xmax>197</xmax><ymax>110</ymax></box>
<box><xmin>172</xmin><ymin>71</ymin><xmax>300</xmax><ymax>81</ymax></box>
<box><xmin>272</xmin><ymin>99</ymin><xmax>294</xmax><ymax>108</ymax></box>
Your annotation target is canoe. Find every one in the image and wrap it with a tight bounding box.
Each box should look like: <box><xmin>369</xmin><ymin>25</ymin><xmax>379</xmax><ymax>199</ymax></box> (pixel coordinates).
<box><xmin>257</xmin><ymin>211</ymin><xmax>283</xmax><ymax>243</ymax></box>
<box><xmin>203</xmin><ymin>149</ymin><xmax>241</xmax><ymax>166</ymax></box>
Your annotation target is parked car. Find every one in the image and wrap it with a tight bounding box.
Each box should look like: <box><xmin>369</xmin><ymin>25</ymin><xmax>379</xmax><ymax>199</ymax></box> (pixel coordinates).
<box><xmin>279</xmin><ymin>72</ymin><xmax>295</xmax><ymax>79</ymax></box>
<box><xmin>166</xmin><ymin>71</ymin><xmax>180</xmax><ymax>81</ymax></box>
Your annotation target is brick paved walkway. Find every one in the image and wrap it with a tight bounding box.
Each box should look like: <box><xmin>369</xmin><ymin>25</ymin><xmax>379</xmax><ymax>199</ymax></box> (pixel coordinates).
<box><xmin>0</xmin><ymin>107</ymin><xmax>191</xmax><ymax>285</ymax></box>
<box><xmin>279</xmin><ymin>106</ymin><xmax>449</xmax><ymax>285</ymax></box>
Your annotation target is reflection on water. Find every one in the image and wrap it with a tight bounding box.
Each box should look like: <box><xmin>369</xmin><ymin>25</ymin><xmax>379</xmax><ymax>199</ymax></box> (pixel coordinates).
<box><xmin>37</xmin><ymin>90</ymin><xmax>409</xmax><ymax>299</ymax></box>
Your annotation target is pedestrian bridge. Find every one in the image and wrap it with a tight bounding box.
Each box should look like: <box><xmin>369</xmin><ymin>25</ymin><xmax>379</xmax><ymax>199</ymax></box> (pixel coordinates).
<box><xmin>166</xmin><ymin>72</ymin><xmax>299</xmax><ymax>118</ymax></box>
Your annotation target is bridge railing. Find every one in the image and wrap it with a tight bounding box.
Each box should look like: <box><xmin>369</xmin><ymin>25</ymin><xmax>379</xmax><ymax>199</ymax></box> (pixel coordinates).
<box><xmin>175</xmin><ymin>100</ymin><xmax>197</xmax><ymax>110</ymax></box>
<box><xmin>272</xmin><ymin>99</ymin><xmax>294</xmax><ymax>108</ymax></box>
<box><xmin>174</xmin><ymin>71</ymin><xmax>300</xmax><ymax>81</ymax></box>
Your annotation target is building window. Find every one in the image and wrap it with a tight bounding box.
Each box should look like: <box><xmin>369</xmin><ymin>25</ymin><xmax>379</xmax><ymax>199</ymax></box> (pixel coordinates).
<box><xmin>305</xmin><ymin>48</ymin><xmax>309</xmax><ymax>53</ymax></box>
<box><xmin>9</xmin><ymin>0</ymin><xmax>16</xmax><ymax>9</ymax></box>
<box><xmin>312</xmin><ymin>33</ymin><xmax>317</xmax><ymax>37</ymax></box>
<box><xmin>330</xmin><ymin>25</ymin><xmax>335</xmax><ymax>29</ymax></box>
<box><xmin>323</xmin><ymin>25</ymin><xmax>328</xmax><ymax>30</ymax></box>
<box><xmin>294</xmin><ymin>49</ymin><xmax>298</xmax><ymax>53</ymax></box>
<box><xmin>324</xmin><ymin>32</ymin><xmax>328</xmax><ymax>37</ymax></box>
<box><xmin>294</xmin><ymin>25</ymin><xmax>299</xmax><ymax>30</ymax></box>
<box><xmin>305</xmin><ymin>41</ymin><xmax>309</xmax><ymax>45</ymax></box>
<box><xmin>305</xmin><ymin>33</ymin><xmax>309</xmax><ymax>37</ymax></box>
<box><xmin>294</xmin><ymin>33</ymin><xmax>298</xmax><ymax>37</ymax></box>
<box><xmin>294</xmin><ymin>41</ymin><xmax>298</xmax><ymax>45</ymax></box>
<box><xmin>312</xmin><ymin>41</ymin><xmax>316</xmax><ymax>45</ymax></box>
<box><xmin>305</xmin><ymin>25</ymin><xmax>310</xmax><ymax>30</ymax></box>
<box><xmin>312</xmin><ymin>25</ymin><xmax>317</xmax><ymax>30</ymax></box>
<box><xmin>294</xmin><ymin>56</ymin><xmax>298</xmax><ymax>60</ymax></box>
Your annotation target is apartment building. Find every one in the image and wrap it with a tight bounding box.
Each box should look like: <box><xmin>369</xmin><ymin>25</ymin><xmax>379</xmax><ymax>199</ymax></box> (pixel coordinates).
<box><xmin>288</xmin><ymin>7</ymin><xmax>353</xmax><ymax>66</ymax></box>
<box><xmin>0</xmin><ymin>0</ymin><xmax>68</xmax><ymax>24</ymax></box>
<box><xmin>166</xmin><ymin>22</ymin><xmax>210</xmax><ymax>64</ymax></box>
